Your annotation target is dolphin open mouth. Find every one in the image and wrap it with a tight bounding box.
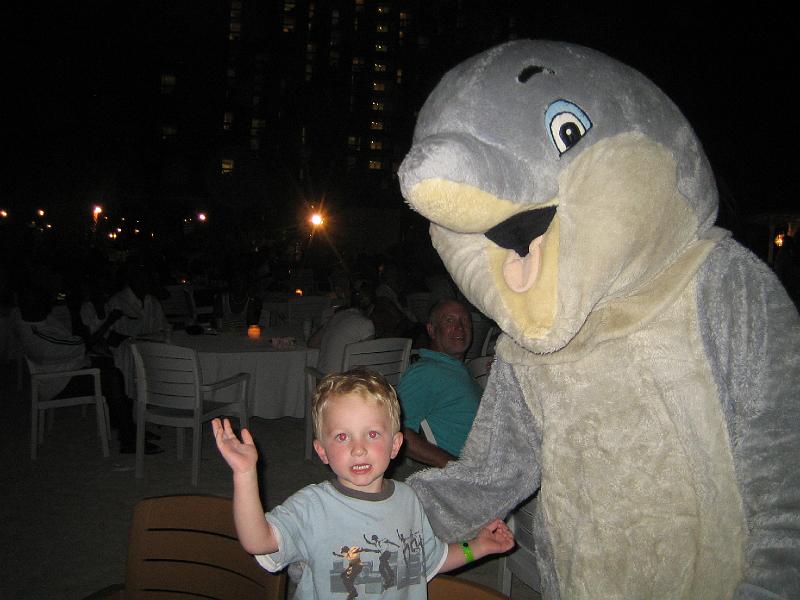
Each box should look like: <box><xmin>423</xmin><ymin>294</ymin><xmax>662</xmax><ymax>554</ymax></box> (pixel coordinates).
<box><xmin>485</xmin><ymin>206</ymin><xmax>557</xmax><ymax>293</ymax></box>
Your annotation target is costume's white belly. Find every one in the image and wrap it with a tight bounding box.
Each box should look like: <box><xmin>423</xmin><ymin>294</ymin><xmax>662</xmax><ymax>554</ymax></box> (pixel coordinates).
<box><xmin>513</xmin><ymin>284</ymin><xmax>744</xmax><ymax>599</ymax></box>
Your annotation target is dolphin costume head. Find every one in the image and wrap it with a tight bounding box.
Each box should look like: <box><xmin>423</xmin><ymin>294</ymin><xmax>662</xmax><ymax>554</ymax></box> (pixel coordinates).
<box><xmin>400</xmin><ymin>40</ymin><xmax>717</xmax><ymax>353</ymax></box>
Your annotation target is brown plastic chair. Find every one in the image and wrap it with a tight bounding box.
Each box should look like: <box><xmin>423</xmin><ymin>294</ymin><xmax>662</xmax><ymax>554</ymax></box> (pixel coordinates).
<box><xmin>91</xmin><ymin>495</ymin><xmax>286</xmax><ymax>600</ymax></box>
<box><xmin>429</xmin><ymin>574</ymin><xmax>509</xmax><ymax>599</ymax></box>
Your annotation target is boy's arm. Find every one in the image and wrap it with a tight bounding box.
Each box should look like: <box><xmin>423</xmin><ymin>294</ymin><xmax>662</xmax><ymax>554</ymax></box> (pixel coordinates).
<box><xmin>212</xmin><ymin>418</ymin><xmax>278</xmax><ymax>555</ymax></box>
<box><xmin>232</xmin><ymin>469</ymin><xmax>278</xmax><ymax>555</ymax></box>
<box><xmin>438</xmin><ymin>518</ymin><xmax>514</xmax><ymax>573</ymax></box>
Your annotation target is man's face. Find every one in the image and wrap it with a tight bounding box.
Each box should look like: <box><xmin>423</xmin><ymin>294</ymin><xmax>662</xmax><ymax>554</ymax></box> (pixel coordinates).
<box><xmin>428</xmin><ymin>301</ymin><xmax>472</xmax><ymax>359</ymax></box>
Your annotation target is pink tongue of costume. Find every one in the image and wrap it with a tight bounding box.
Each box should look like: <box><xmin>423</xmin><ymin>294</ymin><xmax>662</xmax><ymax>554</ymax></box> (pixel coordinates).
<box><xmin>502</xmin><ymin>235</ymin><xmax>543</xmax><ymax>292</ymax></box>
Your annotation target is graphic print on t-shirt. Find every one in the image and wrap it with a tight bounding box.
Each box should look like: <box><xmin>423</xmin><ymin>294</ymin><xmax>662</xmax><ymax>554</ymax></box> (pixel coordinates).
<box><xmin>330</xmin><ymin>527</ymin><xmax>425</xmax><ymax>597</ymax></box>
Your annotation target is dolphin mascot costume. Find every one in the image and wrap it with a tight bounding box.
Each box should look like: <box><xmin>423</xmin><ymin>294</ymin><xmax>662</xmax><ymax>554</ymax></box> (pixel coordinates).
<box><xmin>399</xmin><ymin>40</ymin><xmax>799</xmax><ymax>599</ymax></box>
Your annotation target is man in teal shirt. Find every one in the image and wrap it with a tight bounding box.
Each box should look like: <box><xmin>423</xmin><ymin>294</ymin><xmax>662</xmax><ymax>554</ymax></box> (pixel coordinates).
<box><xmin>398</xmin><ymin>298</ymin><xmax>482</xmax><ymax>467</ymax></box>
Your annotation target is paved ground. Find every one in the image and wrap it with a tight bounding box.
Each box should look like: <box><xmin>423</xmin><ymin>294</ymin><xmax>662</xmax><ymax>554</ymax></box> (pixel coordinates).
<box><xmin>0</xmin><ymin>362</ymin><xmax>539</xmax><ymax>599</ymax></box>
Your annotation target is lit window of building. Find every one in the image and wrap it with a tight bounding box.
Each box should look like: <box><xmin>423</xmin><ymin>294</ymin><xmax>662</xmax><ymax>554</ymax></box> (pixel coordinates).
<box><xmin>370</xmin><ymin>140</ymin><xmax>383</xmax><ymax>150</ymax></box>
<box><xmin>161</xmin><ymin>125</ymin><xmax>177</xmax><ymax>141</ymax></box>
<box><xmin>229</xmin><ymin>21</ymin><xmax>241</xmax><ymax>40</ymax></box>
<box><xmin>373</xmin><ymin>63</ymin><xmax>387</xmax><ymax>72</ymax></box>
<box><xmin>377</xmin><ymin>5</ymin><xmax>390</xmax><ymax>14</ymax></box>
<box><xmin>283</xmin><ymin>15</ymin><xmax>295</xmax><ymax>33</ymax></box>
<box><xmin>223</xmin><ymin>111</ymin><xmax>234</xmax><ymax>130</ymax></box>
<box><xmin>400</xmin><ymin>11</ymin><xmax>410</xmax><ymax>26</ymax></box>
<box><xmin>369</xmin><ymin>160</ymin><xmax>383</xmax><ymax>170</ymax></box>
<box><xmin>160</xmin><ymin>73</ymin><xmax>176</xmax><ymax>94</ymax></box>
<box><xmin>221</xmin><ymin>159</ymin><xmax>235</xmax><ymax>174</ymax></box>
<box><xmin>347</xmin><ymin>136</ymin><xmax>360</xmax><ymax>148</ymax></box>
<box><xmin>396</xmin><ymin>68</ymin><xmax>403</xmax><ymax>84</ymax></box>
<box><xmin>371</xmin><ymin>101</ymin><xmax>384</xmax><ymax>111</ymax></box>
<box><xmin>375</xmin><ymin>43</ymin><xmax>388</xmax><ymax>53</ymax></box>
<box><xmin>370</xmin><ymin>120</ymin><xmax>384</xmax><ymax>130</ymax></box>
<box><xmin>284</xmin><ymin>1</ymin><xmax>295</xmax><ymax>11</ymax></box>
<box><xmin>376</xmin><ymin>23</ymin><xmax>389</xmax><ymax>33</ymax></box>
<box><xmin>372</xmin><ymin>81</ymin><xmax>385</xmax><ymax>92</ymax></box>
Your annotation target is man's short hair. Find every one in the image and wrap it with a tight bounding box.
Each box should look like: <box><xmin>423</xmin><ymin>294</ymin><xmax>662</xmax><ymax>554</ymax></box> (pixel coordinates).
<box><xmin>312</xmin><ymin>368</ymin><xmax>401</xmax><ymax>439</ymax></box>
<box><xmin>427</xmin><ymin>297</ymin><xmax>468</xmax><ymax>326</ymax></box>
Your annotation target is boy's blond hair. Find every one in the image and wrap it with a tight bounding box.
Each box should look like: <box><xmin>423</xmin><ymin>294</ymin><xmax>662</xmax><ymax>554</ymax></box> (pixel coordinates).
<box><xmin>312</xmin><ymin>368</ymin><xmax>401</xmax><ymax>439</ymax></box>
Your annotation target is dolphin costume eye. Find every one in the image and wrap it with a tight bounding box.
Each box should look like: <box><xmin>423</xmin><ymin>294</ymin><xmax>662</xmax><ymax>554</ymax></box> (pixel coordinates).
<box><xmin>545</xmin><ymin>100</ymin><xmax>592</xmax><ymax>155</ymax></box>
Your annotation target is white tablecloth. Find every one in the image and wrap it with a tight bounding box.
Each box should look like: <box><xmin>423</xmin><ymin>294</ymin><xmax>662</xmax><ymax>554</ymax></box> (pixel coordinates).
<box><xmin>170</xmin><ymin>328</ymin><xmax>318</xmax><ymax>419</ymax></box>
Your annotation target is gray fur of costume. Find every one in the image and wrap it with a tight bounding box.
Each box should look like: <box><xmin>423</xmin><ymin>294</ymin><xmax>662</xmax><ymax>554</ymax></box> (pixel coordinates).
<box><xmin>399</xmin><ymin>40</ymin><xmax>799</xmax><ymax>599</ymax></box>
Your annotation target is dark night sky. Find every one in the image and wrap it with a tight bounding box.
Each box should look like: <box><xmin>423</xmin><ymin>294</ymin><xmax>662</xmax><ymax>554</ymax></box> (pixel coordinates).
<box><xmin>5</xmin><ymin>4</ymin><xmax>795</xmax><ymax>220</ymax></box>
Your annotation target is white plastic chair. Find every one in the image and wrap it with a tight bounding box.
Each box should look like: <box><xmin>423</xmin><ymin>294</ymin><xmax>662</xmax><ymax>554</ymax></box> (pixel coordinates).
<box><xmin>131</xmin><ymin>342</ymin><xmax>250</xmax><ymax>486</ymax></box>
<box><xmin>467</xmin><ymin>355</ymin><xmax>494</xmax><ymax>390</ymax></box>
<box><xmin>304</xmin><ymin>337</ymin><xmax>412</xmax><ymax>460</ymax></box>
<box><xmin>467</xmin><ymin>311</ymin><xmax>494</xmax><ymax>359</ymax></box>
<box><xmin>160</xmin><ymin>284</ymin><xmax>194</xmax><ymax>328</ymax></box>
<box><xmin>499</xmin><ymin>494</ymin><xmax>541</xmax><ymax>595</ymax></box>
<box><xmin>186</xmin><ymin>286</ymin><xmax>215</xmax><ymax>324</ymax></box>
<box><xmin>481</xmin><ymin>325</ymin><xmax>501</xmax><ymax>356</ymax></box>
<box><xmin>27</xmin><ymin>358</ymin><xmax>110</xmax><ymax>460</ymax></box>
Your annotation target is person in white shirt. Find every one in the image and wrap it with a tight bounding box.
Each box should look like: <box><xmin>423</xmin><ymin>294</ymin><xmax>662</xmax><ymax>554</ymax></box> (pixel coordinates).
<box><xmin>107</xmin><ymin>264</ymin><xmax>170</xmax><ymax>346</ymax></box>
<box><xmin>308</xmin><ymin>281</ymin><xmax>375</xmax><ymax>374</ymax></box>
<box><xmin>17</xmin><ymin>285</ymin><xmax>161</xmax><ymax>454</ymax></box>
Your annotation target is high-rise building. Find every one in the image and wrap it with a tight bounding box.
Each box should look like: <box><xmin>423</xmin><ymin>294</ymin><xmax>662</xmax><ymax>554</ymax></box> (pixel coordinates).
<box><xmin>143</xmin><ymin>1</ymin><xmax>529</xmax><ymax>237</ymax></box>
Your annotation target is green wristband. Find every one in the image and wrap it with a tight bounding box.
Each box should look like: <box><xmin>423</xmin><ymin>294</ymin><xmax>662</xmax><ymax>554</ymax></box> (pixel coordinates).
<box><xmin>461</xmin><ymin>542</ymin><xmax>474</xmax><ymax>563</ymax></box>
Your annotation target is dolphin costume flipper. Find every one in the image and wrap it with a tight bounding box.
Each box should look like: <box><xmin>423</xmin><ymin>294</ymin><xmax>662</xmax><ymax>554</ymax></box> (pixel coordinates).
<box><xmin>698</xmin><ymin>240</ymin><xmax>800</xmax><ymax>599</ymax></box>
<box><xmin>408</xmin><ymin>359</ymin><xmax>540</xmax><ymax>540</ymax></box>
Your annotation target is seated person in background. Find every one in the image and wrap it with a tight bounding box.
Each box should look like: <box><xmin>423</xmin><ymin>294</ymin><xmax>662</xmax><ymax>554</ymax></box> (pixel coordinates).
<box><xmin>213</xmin><ymin>269</ymin><xmax>262</xmax><ymax>328</ymax></box>
<box><xmin>397</xmin><ymin>298</ymin><xmax>482</xmax><ymax>468</ymax></box>
<box><xmin>106</xmin><ymin>264</ymin><xmax>170</xmax><ymax>347</ymax></box>
<box><xmin>17</xmin><ymin>286</ymin><xmax>161</xmax><ymax>454</ymax></box>
<box><xmin>212</xmin><ymin>368</ymin><xmax>513</xmax><ymax>599</ymax></box>
<box><xmin>308</xmin><ymin>281</ymin><xmax>375</xmax><ymax>374</ymax></box>
<box><xmin>69</xmin><ymin>276</ymin><xmax>121</xmax><ymax>356</ymax></box>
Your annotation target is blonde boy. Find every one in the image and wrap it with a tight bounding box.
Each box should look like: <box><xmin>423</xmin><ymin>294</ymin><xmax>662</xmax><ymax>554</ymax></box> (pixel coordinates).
<box><xmin>213</xmin><ymin>368</ymin><xmax>513</xmax><ymax>599</ymax></box>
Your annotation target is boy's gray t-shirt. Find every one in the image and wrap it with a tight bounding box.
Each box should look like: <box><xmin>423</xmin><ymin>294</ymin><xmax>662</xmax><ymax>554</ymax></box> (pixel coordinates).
<box><xmin>257</xmin><ymin>479</ymin><xmax>448</xmax><ymax>599</ymax></box>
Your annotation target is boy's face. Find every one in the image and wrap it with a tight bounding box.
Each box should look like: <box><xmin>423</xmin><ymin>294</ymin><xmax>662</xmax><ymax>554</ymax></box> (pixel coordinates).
<box><xmin>313</xmin><ymin>393</ymin><xmax>403</xmax><ymax>494</ymax></box>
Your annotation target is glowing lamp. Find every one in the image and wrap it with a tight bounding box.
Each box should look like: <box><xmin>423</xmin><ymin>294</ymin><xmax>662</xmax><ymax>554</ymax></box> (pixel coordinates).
<box><xmin>294</xmin><ymin>288</ymin><xmax>304</xmax><ymax>296</ymax></box>
<box><xmin>198</xmin><ymin>212</ymin><xmax>207</xmax><ymax>221</ymax></box>
<box><xmin>775</xmin><ymin>233</ymin><xmax>785</xmax><ymax>248</ymax></box>
<box><xmin>310</xmin><ymin>213</ymin><xmax>324</xmax><ymax>226</ymax></box>
<box><xmin>247</xmin><ymin>325</ymin><xmax>261</xmax><ymax>339</ymax></box>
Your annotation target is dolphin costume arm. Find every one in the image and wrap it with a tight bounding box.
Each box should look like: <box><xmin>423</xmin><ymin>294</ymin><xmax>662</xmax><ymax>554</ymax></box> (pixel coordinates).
<box><xmin>408</xmin><ymin>357</ymin><xmax>541</xmax><ymax>542</ymax></box>
<box><xmin>698</xmin><ymin>240</ymin><xmax>800</xmax><ymax>600</ymax></box>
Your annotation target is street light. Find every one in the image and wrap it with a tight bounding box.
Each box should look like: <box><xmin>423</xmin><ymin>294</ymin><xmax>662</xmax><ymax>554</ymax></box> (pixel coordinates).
<box><xmin>310</xmin><ymin>213</ymin><xmax>324</xmax><ymax>227</ymax></box>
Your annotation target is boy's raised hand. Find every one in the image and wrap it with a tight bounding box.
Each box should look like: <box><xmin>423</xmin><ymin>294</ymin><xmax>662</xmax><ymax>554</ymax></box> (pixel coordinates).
<box><xmin>474</xmin><ymin>518</ymin><xmax>515</xmax><ymax>556</ymax></box>
<box><xmin>212</xmin><ymin>418</ymin><xmax>258</xmax><ymax>474</ymax></box>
